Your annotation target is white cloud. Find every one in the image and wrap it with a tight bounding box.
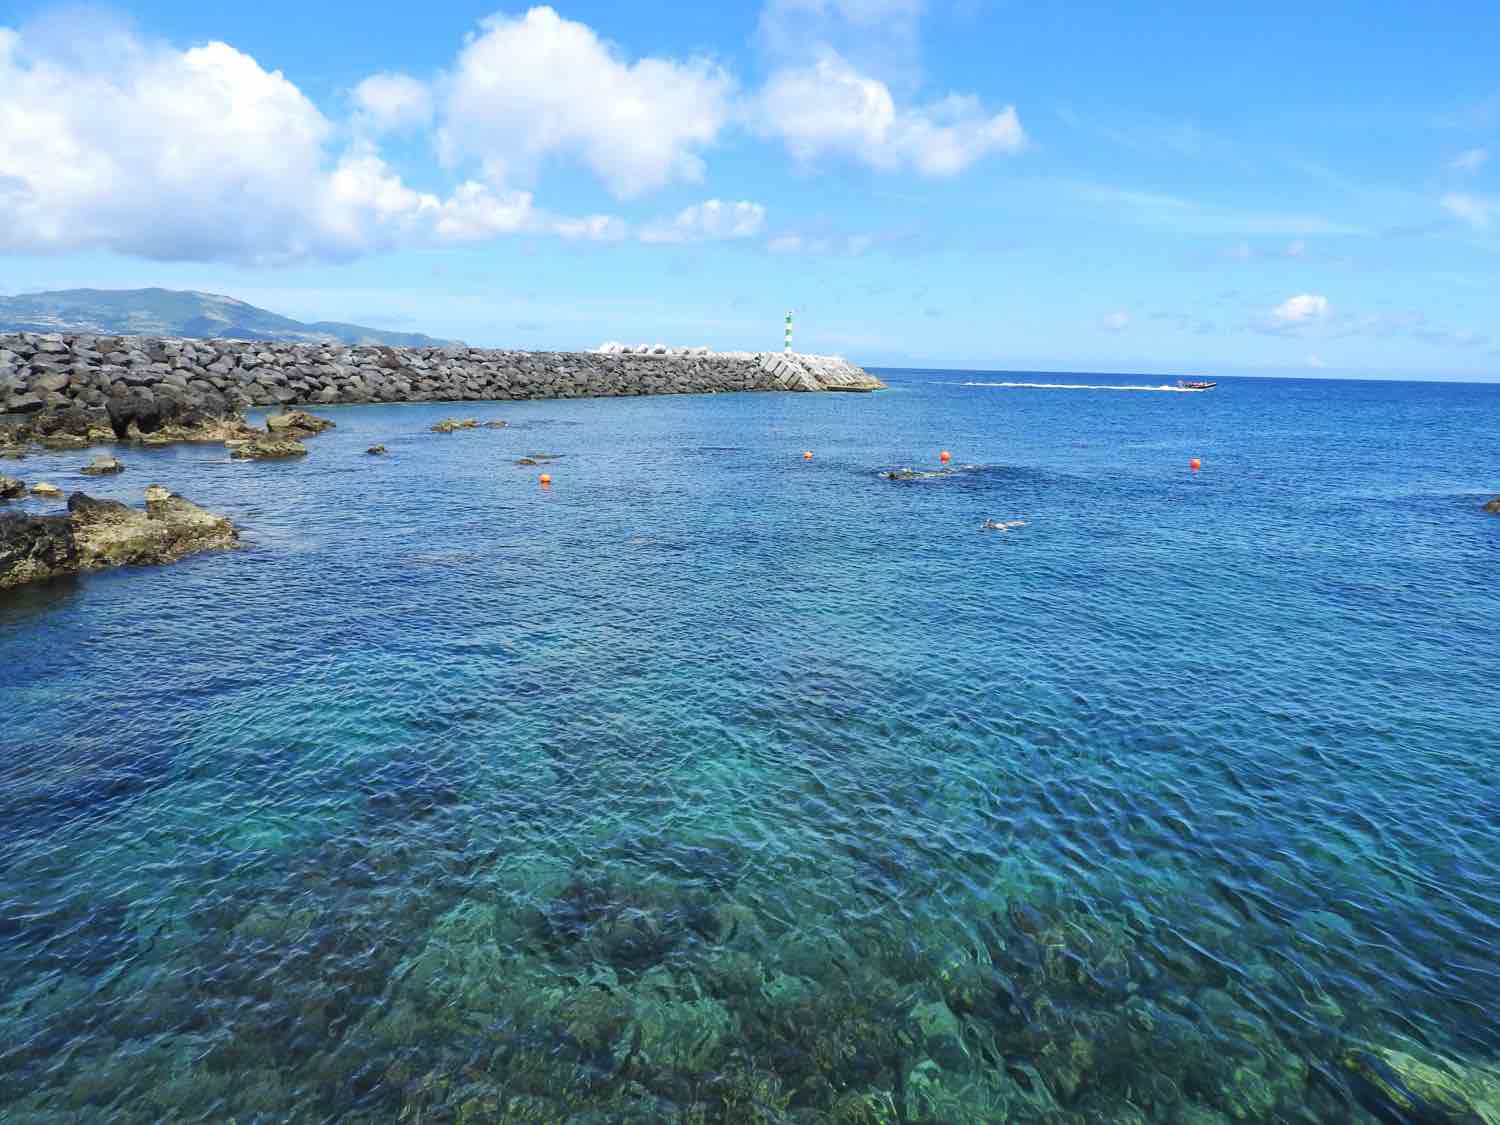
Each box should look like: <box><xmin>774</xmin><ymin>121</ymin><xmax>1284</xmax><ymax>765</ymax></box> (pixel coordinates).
<box><xmin>640</xmin><ymin>199</ymin><xmax>766</xmax><ymax>243</ymax></box>
<box><xmin>1306</xmin><ymin>353</ymin><xmax>1327</xmax><ymax>369</ymax></box>
<box><xmin>1446</xmin><ymin>147</ymin><xmax>1489</xmax><ymax>173</ymax></box>
<box><xmin>352</xmin><ymin>72</ymin><xmax>433</xmax><ymax>134</ymax></box>
<box><xmin>757</xmin><ymin>50</ymin><xmax>1023</xmax><ymax>176</ymax></box>
<box><xmin>0</xmin><ymin>23</ymin><xmax>624</xmax><ymax>263</ymax></box>
<box><xmin>757</xmin><ymin>0</ymin><xmax>925</xmax><ymax>82</ymax></box>
<box><xmin>1067</xmin><ymin>182</ymin><xmax>1367</xmax><ymax>237</ymax></box>
<box><xmin>1271</xmin><ymin>294</ymin><xmax>1330</xmax><ymax>324</ymax></box>
<box><xmin>437</xmin><ymin>6</ymin><xmax>732</xmax><ymax>199</ymax></box>
<box><xmin>1100</xmin><ymin>311</ymin><xmax>1129</xmax><ymax>332</ymax></box>
<box><xmin>1286</xmin><ymin>239</ymin><xmax>1306</xmax><ymax>257</ymax></box>
<box><xmin>765</xmin><ymin>232</ymin><xmax>873</xmax><ymax>255</ymax></box>
<box><xmin>1441</xmin><ymin>192</ymin><xmax>1496</xmax><ymax>228</ymax></box>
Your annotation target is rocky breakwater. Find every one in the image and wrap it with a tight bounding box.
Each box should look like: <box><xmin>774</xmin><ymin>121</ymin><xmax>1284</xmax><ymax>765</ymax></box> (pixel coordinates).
<box><xmin>0</xmin><ymin>334</ymin><xmax>883</xmax><ymax>428</ymax></box>
<box><xmin>0</xmin><ymin>486</ymin><xmax>238</xmax><ymax>589</ymax></box>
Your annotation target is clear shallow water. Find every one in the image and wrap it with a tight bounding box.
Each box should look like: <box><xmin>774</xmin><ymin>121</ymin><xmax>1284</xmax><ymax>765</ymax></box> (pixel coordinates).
<box><xmin>2</xmin><ymin>371</ymin><xmax>1498</xmax><ymax>1123</ymax></box>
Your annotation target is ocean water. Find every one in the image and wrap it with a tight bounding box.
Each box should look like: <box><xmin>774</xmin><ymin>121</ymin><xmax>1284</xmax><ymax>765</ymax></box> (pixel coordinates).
<box><xmin>1</xmin><ymin>370</ymin><xmax>1498</xmax><ymax>1123</ymax></box>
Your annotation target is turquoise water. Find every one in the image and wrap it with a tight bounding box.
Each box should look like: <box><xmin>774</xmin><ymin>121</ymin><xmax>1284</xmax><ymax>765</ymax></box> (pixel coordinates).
<box><xmin>2</xmin><ymin>371</ymin><xmax>1498</xmax><ymax>1123</ymax></box>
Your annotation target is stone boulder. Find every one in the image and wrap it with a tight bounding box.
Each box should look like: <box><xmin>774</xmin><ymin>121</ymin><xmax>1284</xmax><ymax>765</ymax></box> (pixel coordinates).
<box><xmin>30</xmin><ymin>482</ymin><xmax>62</xmax><ymax>498</ymax></box>
<box><xmin>266</xmin><ymin>410</ymin><xmax>336</xmax><ymax>439</ymax></box>
<box><xmin>1</xmin><ymin>475</ymin><xmax>26</xmax><ymax>500</ymax></box>
<box><xmin>367</xmin><ymin>445</ymin><xmax>387</xmax><ymax>455</ymax></box>
<box><xmin>431</xmin><ymin>417</ymin><xmax>479</xmax><ymax>433</ymax></box>
<box><xmin>1486</xmin><ymin>496</ymin><xmax>1500</xmax><ymax>514</ymax></box>
<box><xmin>227</xmin><ymin>437</ymin><xmax>308</xmax><ymax>460</ymax></box>
<box><xmin>80</xmin><ymin>455</ymin><xmax>125</xmax><ymax>475</ymax></box>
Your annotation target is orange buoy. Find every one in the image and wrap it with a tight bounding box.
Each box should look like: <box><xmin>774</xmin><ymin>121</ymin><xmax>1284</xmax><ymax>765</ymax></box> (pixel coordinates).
<box><xmin>539</xmin><ymin>473</ymin><xmax>552</xmax><ymax>486</ymax></box>
<box><xmin>1189</xmin><ymin>458</ymin><xmax>1201</xmax><ymax>472</ymax></box>
<box><xmin>939</xmin><ymin>450</ymin><xmax>952</xmax><ymax>463</ymax></box>
<box><xmin>803</xmin><ymin>451</ymin><xmax>813</xmax><ymax>461</ymax></box>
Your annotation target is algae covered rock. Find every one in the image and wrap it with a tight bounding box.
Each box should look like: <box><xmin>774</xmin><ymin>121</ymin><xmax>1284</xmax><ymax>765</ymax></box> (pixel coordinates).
<box><xmin>0</xmin><ymin>475</ymin><xmax>24</xmax><ymax>500</ymax></box>
<box><xmin>431</xmin><ymin>417</ymin><xmax>479</xmax><ymax>433</ymax></box>
<box><xmin>79</xmin><ymin>454</ymin><xmax>124</xmax><ymax>475</ymax></box>
<box><xmin>1486</xmin><ymin>496</ymin><xmax>1500</xmax><ymax>514</ymax></box>
<box><xmin>139</xmin><ymin>409</ymin><xmax>260</xmax><ymax>445</ymax></box>
<box><xmin>367</xmin><ymin>444</ymin><xmax>387</xmax><ymax>455</ymax></box>
<box><xmin>69</xmin><ymin>489</ymin><xmax>237</xmax><ymax>568</ymax></box>
<box><xmin>29</xmin><ymin>482</ymin><xmax>62</xmax><ymax>498</ymax></box>
<box><xmin>227</xmin><ymin>437</ymin><xmax>308</xmax><ymax>460</ymax></box>
<box><xmin>266</xmin><ymin>410</ymin><xmax>336</xmax><ymax>439</ymax></box>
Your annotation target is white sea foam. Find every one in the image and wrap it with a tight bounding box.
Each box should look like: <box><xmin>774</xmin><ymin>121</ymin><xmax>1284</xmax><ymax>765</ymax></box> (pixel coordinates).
<box><xmin>960</xmin><ymin>381</ymin><xmax>1201</xmax><ymax>392</ymax></box>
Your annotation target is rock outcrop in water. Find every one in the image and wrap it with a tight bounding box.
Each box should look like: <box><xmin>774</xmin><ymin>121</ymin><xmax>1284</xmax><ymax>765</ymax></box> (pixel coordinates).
<box><xmin>1486</xmin><ymin>496</ymin><xmax>1500</xmax><ymax>514</ymax></box>
<box><xmin>0</xmin><ymin>474</ymin><xmax>24</xmax><ymax>500</ymax></box>
<box><xmin>80</xmin><ymin>454</ymin><xmax>124</xmax><ymax>475</ymax></box>
<box><xmin>0</xmin><ymin>486</ymin><xmax>237</xmax><ymax>589</ymax></box>
<box><xmin>228</xmin><ymin>437</ymin><xmax>308</xmax><ymax>460</ymax></box>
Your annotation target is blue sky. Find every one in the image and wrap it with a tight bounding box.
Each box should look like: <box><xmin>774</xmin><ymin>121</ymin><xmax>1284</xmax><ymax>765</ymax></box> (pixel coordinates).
<box><xmin>1</xmin><ymin>0</ymin><xmax>1497</xmax><ymax>378</ymax></box>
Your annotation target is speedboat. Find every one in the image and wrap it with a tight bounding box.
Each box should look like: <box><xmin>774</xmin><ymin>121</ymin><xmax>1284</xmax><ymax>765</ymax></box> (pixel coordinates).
<box><xmin>1178</xmin><ymin>379</ymin><xmax>1217</xmax><ymax>391</ymax></box>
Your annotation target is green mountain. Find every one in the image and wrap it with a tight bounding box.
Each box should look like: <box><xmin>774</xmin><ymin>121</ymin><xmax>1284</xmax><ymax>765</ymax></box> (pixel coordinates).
<box><xmin>0</xmin><ymin>288</ymin><xmax>459</xmax><ymax>346</ymax></box>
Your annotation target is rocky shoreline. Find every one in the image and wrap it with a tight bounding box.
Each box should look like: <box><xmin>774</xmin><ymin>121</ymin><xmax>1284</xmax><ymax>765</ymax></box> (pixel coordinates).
<box><xmin>0</xmin><ymin>334</ymin><xmax>883</xmax><ymax>432</ymax></box>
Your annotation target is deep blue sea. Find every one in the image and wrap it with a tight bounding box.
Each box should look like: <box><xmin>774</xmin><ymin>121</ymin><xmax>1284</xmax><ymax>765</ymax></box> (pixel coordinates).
<box><xmin>2</xmin><ymin>370</ymin><xmax>1498</xmax><ymax>1123</ymax></box>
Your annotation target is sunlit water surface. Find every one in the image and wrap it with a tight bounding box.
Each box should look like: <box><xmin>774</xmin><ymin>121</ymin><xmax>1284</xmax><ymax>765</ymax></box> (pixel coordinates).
<box><xmin>2</xmin><ymin>371</ymin><xmax>1498</xmax><ymax>1123</ymax></box>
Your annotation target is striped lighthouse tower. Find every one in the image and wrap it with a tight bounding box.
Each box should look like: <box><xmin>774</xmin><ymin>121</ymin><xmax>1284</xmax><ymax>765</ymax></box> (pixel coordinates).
<box><xmin>784</xmin><ymin>310</ymin><xmax>793</xmax><ymax>354</ymax></box>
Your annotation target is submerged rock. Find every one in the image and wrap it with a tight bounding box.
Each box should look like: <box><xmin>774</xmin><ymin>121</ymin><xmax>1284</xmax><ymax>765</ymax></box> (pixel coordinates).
<box><xmin>431</xmin><ymin>417</ymin><xmax>479</xmax><ymax>433</ymax></box>
<box><xmin>981</xmin><ymin>519</ymin><xmax>1027</xmax><ymax>532</ymax></box>
<box><xmin>0</xmin><ymin>487</ymin><xmax>237</xmax><ymax>588</ymax></box>
<box><xmin>227</xmin><ymin>437</ymin><xmax>308</xmax><ymax>460</ymax></box>
<box><xmin>881</xmin><ymin>464</ymin><xmax>982</xmax><ymax>481</ymax></box>
<box><xmin>80</xmin><ymin>454</ymin><xmax>124</xmax><ymax>476</ymax></box>
<box><xmin>0</xmin><ymin>475</ymin><xmax>24</xmax><ymax>500</ymax></box>
<box><xmin>29</xmin><ymin>482</ymin><xmax>62</xmax><ymax>498</ymax></box>
<box><xmin>266</xmin><ymin>411</ymin><xmax>336</xmax><ymax>439</ymax></box>
<box><xmin>1343</xmin><ymin>1046</ymin><xmax>1500</xmax><ymax>1125</ymax></box>
<box><xmin>1486</xmin><ymin>496</ymin><xmax>1500</xmax><ymax>514</ymax></box>
<box><xmin>367</xmin><ymin>444</ymin><xmax>387</xmax><ymax>455</ymax></box>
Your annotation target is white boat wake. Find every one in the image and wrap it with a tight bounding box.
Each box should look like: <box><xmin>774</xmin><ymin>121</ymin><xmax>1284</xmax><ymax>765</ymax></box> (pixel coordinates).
<box><xmin>960</xmin><ymin>381</ymin><xmax>1202</xmax><ymax>392</ymax></box>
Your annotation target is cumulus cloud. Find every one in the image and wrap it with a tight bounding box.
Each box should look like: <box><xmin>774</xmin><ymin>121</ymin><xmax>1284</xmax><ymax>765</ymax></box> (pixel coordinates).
<box><xmin>352</xmin><ymin>72</ymin><xmax>433</xmax><ymax>134</ymax></box>
<box><xmin>0</xmin><ymin>22</ymin><xmax>624</xmax><ymax>263</ymax></box>
<box><xmin>1441</xmin><ymin>192</ymin><xmax>1496</xmax><ymax>228</ymax></box>
<box><xmin>1271</xmin><ymin>294</ymin><xmax>1330</xmax><ymax>324</ymax></box>
<box><xmin>1446</xmin><ymin>147</ymin><xmax>1489</xmax><ymax>173</ymax></box>
<box><xmin>639</xmin><ymin>199</ymin><xmax>766</xmax><ymax>243</ymax></box>
<box><xmin>437</xmin><ymin>6</ymin><xmax>732</xmax><ymax>198</ymax></box>
<box><xmin>757</xmin><ymin>50</ymin><xmax>1023</xmax><ymax>176</ymax></box>
<box><xmin>1100</xmin><ymin>311</ymin><xmax>1129</xmax><ymax>332</ymax></box>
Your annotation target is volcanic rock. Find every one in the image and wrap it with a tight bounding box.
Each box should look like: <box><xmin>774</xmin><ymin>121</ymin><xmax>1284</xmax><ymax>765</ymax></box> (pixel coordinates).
<box><xmin>0</xmin><ymin>487</ymin><xmax>237</xmax><ymax>588</ymax></box>
<box><xmin>367</xmin><ymin>445</ymin><xmax>387</xmax><ymax>455</ymax></box>
<box><xmin>431</xmin><ymin>417</ymin><xmax>479</xmax><ymax>433</ymax></box>
<box><xmin>30</xmin><ymin>482</ymin><xmax>62</xmax><ymax>498</ymax></box>
<box><xmin>1486</xmin><ymin>496</ymin><xmax>1500</xmax><ymax>514</ymax></box>
<box><xmin>1</xmin><ymin>475</ymin><xmax>26</xmax><ymax>500</ymax></box>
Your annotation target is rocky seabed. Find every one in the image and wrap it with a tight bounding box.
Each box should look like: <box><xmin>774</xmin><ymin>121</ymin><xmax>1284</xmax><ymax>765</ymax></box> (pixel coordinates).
<box><xmin>0</xmin><ymin>334</ymin><xmax>882</xmax><ymax>431</ymax></box>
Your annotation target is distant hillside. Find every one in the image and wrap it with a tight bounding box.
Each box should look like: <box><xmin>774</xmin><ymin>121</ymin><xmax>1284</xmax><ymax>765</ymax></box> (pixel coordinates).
<box><xmin>0</xmin><ymin>288</ymin><xmax>458</xmax><ymax>347</ymax></box>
